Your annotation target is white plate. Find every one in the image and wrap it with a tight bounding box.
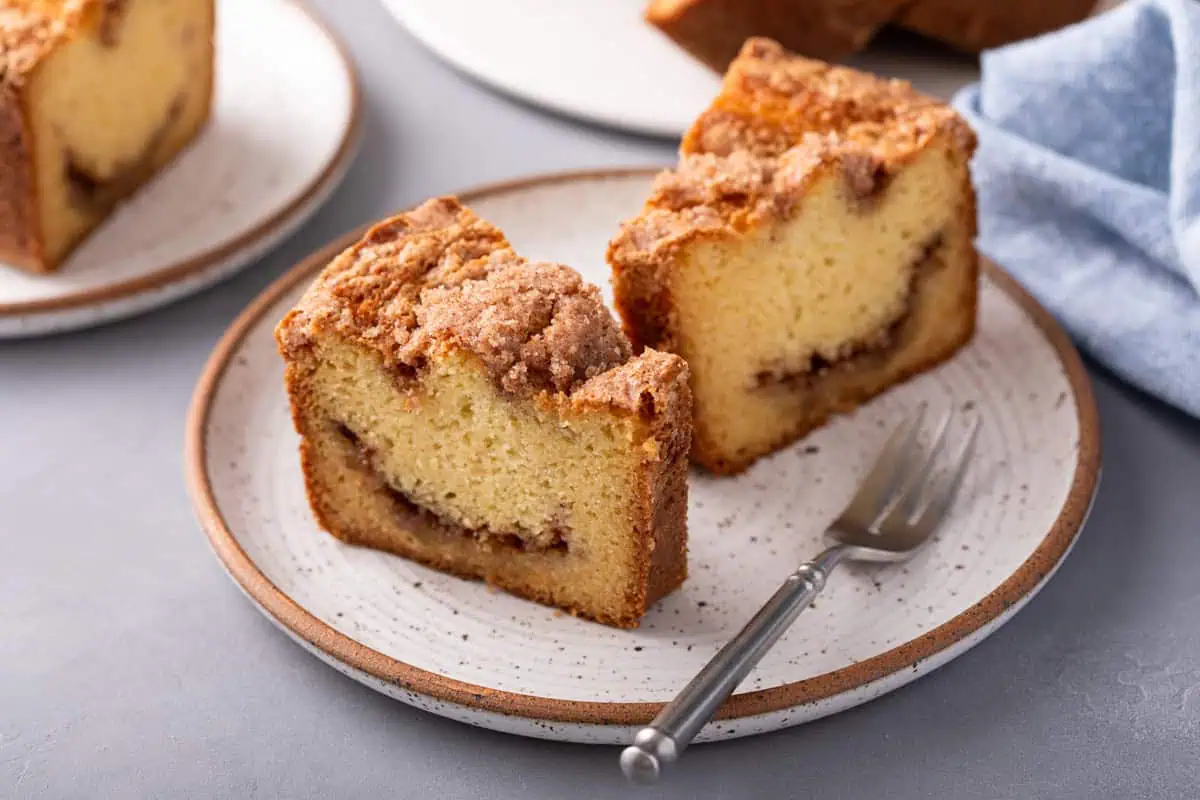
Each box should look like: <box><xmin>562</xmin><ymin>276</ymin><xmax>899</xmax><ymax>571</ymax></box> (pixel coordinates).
<box><xmin>186</xmin><ymin>169</ymin><xmax>1100</xmax><ymax>744</ymax></box>
<box><xmin>378</xmin><ymin>0</ymin><xmax>981</xmax><ymax>138</ymax></box>
<box><xmin>0</xmin><ymin>0</ymin><xmax>361</xmax><ymax>339</ymax></box>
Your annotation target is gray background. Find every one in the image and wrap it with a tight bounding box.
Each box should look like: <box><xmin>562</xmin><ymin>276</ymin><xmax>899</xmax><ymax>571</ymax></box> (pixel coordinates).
<box><xmin>3</xmin><ymin>2</ymin><xmax>1199</xmax><ymax>797</ymax></box>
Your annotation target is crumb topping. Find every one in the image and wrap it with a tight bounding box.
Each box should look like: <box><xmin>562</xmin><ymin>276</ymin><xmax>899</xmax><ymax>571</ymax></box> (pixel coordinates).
<box><xmin>575</xmin><ymin>348</ymin><xmax>688</xmax><ymax>413</ymax></box>
<box><xmin>0</xmin><ymin>1</ymin><xmax>99</xmax><ymax>86</ymax></box>
<box><xmin>404</xmin><ymin>251</ymin><xmax>631</xmax><ymax>396</ymax></box>
<box><xmin>683</xmin><ymin>37</ymin><xmax>966</xmax><ymax>158</ymax></box>
<box><xmin>279</xmin><ymin>197</ymin><xmax>649</xmax><ymax>399</ymax></box>
<box><xmin>574</xmin><ymin>347</ymin><xmax>693</xmax><ymax>461</ymax></box>
<box><xmin>646</xmin><ymin>145</ymin><xmax>843</xmax><ymax>215</ymax></box>
<box><xmin>650</xmin><ymin>149</ymin><xmax>779</xmax><ymax>209</ymax></box>
<box><xmin>610</xmin><ymin>37</ymin><xmax>975</xmax><ymax>270</ymax></box>
<box><xmin>610</xmin><ymin>134</ymin><xmax>894</xmax><ymax>267</ymax></box>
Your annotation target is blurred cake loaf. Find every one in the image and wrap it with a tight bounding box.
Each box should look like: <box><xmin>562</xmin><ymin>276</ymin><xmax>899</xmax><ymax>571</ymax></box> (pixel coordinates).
<box><xmin>608</xmin><ymin>38</ymin><xmax>978</xmax><ymax>474</ymax></box>
<box><xmin>0</xmin><ymin>0</ymin><xmax>215</xmax><ymax>273</ymax></box>
<box><xmin>643</xmin><ymin>0</ymin><xmax>906</xmax><ymax>71</ymax></box>
<box><xmin>894</xmin><ymin>0</ymin><xmax>1098</xmax><ymax>53</ymax></box>
<box><xmin>645</xmin><ymin>0</ymin><xmax>1097</xmax><ymax>69</ymax></box>
<box><xmin>276</xmin><ymin>198</ymin><xmax>692</xmax><ymax>629</ymax></box>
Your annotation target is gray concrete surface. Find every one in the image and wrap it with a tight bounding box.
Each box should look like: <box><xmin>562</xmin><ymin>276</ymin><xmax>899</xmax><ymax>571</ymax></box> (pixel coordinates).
<box><xmin>3</xmin><ymin>2</ymin><xmax>1199</xmax><ymax>797</ymax></box>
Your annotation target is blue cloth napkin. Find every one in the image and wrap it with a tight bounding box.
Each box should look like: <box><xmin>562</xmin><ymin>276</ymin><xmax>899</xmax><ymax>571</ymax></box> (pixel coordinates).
<box><xmin>951</xmin><ymin>0</ymin><xmax>1200</xmax><ymax>418</ymax></box>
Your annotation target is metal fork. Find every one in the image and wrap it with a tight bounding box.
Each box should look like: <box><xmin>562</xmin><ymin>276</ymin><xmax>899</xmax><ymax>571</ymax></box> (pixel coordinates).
<box><xmin>620</xmin><ymin>406</ymin><xmax>980</xmax><ymax>785</ymax></box>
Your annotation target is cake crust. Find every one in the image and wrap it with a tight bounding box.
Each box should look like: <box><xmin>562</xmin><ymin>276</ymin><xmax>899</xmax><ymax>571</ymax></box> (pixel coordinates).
<box><xmin>681</xmin><ymin>38</ymin><xmax>969</xmax><ymax>158</ymax></box>
<box><xmin>278</xmin><ymin>197</ymin><xmax>656</xmax><ymax>404</ymax></box>
<box><xmin>277</xmin><ymin>198</ymin><xmax>693</xmax><ymax>627</ymax></box>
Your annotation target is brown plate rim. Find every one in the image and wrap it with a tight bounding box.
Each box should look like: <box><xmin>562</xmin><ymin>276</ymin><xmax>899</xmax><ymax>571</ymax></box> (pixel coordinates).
<box><xmin>184</xmin><ymin>166</ymin><xmax>1102</xmax><ymax>727</ymax></box>
<box><xmin>0</xmin><ymin>0</ymin><xmax>363</xmax><ymax>317</ymax></box>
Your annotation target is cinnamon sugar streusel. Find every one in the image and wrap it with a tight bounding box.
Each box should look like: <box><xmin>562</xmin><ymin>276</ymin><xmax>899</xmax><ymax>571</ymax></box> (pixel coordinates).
<box><xmin>406</xmin><ymin>253</ymin><xmax>632</xmax><ymax>397</ymax></box>
<box><xmin>683</xmin><ymin>37</ymin><xmax>972</xmax><ymax>158</ymax></box>
<box><xmin>609</xmin><ymin>117</ymin><xmax>965</xmax><ymax>275</ymax></box>
<box><xmin>608</xmin><ymin>39</ymin><xmax>977</xmax><ymax>275</ymax></box>
<box><xmin>279</xmin><ymin>197</ymin><xmax>639</xmax><ymax>398</ymax></box>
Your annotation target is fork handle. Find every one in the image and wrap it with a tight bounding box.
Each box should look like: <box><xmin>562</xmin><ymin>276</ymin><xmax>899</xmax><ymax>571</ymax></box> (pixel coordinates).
<box><xmin>620</xmin><ymin>545</ymin><xmax>849</xmax><ymax>785</ymax></box>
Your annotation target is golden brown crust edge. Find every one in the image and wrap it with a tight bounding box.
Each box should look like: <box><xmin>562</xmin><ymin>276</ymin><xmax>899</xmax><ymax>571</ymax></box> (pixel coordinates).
<box><xmin>646</xmin><ymin>1</ymin><xmax>1097</xmax><ymax>67</ymax></box>
<box><xmin>587</xmin><ymin>350</ymin><xmax>693</xmax><ymax>615</ymax></box>
<box><xmin>608</xmin><ymin>225</ymin><xmax>728</xmax><ymax>475</ymax></box>
<box><xmin>608</xmin><ymin>221</ymin><xmax>679</xmax><ymax>357</ymax></box>
<box><xmin>644</xmin><ymin>0</ymin><xmax>747</xmax><ymax>73</ymax></box>
<box><xmin>277</xmin><ymin>196</ymin><xmax>647</xmax><ymax>403</ymax></box>
<box><xmin>680</xmin><ymin>37</ymin><xmax>963</xmax><ymax>159</ymax></box>
<box><xmin>0</xmin><ymin>85</ymin><xmax>43</xmax><ymax>272</ymax></box>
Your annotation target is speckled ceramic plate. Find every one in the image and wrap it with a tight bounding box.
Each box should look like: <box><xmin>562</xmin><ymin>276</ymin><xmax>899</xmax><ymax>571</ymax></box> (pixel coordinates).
<box><xmin>186</xmin><ymin>169</ymin><xmax>1100</xmax><ymax>744</ymax></box>
<box><xmin>0</xmin><ymin>0</ymin><xmax>361</xmax><ymax>339</ymax></box>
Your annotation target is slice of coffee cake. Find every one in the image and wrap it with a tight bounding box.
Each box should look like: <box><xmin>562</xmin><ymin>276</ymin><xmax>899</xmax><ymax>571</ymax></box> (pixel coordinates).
<box><xmin>275</xmin><ymin>198</ymin><xmax>691</xmax><ymax>628</ymax></box>
<box><xmin>609</xmin><ymin>38</ymin><xmax>977</xmax><ymax>475</ymax></box>
<box><xmin>0</xmin><ymin>0</ymin><xmax>215</xmax><ymax>273</ymax></box>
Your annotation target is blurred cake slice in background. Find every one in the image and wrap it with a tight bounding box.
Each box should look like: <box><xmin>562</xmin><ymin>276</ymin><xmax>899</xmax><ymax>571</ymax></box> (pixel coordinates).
<box><xmin>0</xmin><ymin>0</ymin><xmax>215</xmax><ymax>273</ymax></box>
